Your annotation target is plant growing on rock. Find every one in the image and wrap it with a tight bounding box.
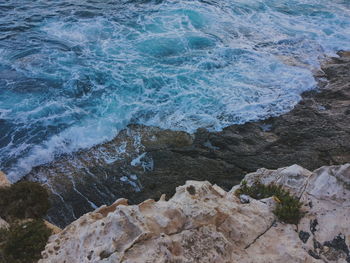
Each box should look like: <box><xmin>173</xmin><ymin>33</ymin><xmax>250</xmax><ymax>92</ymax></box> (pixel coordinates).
<box><xmin>235</xmin><ymin>181</ymin><xmax>303</xmax><ymax>224</ymax></box>
<box><xmin>0</xmin><ymin>181</ymin><xmax>50</xmax><ymax>221</ymax></box>
<box><xmin>1</xmin><ymin>220</ymin><xmax>51</xmax><ymax>263</ymax></box>
<box><xmin>0</xmin><ymin>181</ymin><xmax>52</xmax><ymax>262</ymax></box>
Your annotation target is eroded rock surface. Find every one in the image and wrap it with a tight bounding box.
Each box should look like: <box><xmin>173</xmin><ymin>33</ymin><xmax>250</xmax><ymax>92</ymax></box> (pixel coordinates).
<box><xmin>239</xmin><ymin>163</ymin><xmax>350</xmax><ymax>262</ymax></box>
<box><xmin>25</xmin><ymin>52</ymin><xmax>350</xmax><ymax>228</ymax></box>
<box><xmin>40</xmin><ymin>163</ymin><xmax>350</xmax><ymax>263</ymax></box>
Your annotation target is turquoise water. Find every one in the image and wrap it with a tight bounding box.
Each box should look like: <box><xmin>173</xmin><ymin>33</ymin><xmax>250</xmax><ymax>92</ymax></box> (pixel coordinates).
<box><xmin>0</xmin><ymin>0</ymin><xmax>349</xmax><ymax>180</ymax></box>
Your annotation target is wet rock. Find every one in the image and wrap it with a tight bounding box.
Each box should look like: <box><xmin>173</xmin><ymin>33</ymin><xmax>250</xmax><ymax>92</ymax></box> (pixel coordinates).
<box><xmin>26</xmin><ymin>53</ymin><xmax>350</xmax><ymax>228</ymax></box>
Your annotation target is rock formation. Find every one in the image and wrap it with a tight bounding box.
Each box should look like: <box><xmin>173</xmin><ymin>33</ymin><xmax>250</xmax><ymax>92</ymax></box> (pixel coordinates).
<box><xmin>40</xmin><ymin>163</ymin><xmax>350</xmax><ymax>263</ymax></box>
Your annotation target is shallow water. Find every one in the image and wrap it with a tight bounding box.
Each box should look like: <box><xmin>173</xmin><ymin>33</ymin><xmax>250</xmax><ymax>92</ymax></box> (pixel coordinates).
<box><xmin>0</xmin><ymin>0</ymin><xmax>349</xmax><ymax>181</ymax></box>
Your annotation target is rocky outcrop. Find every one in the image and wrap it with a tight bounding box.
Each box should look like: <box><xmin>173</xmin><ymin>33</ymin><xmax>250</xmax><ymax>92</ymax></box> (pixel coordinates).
<box><xmin>40</xmin><ymin>163</ymin><xmax>350</xmax><ymax>263</ymax></box>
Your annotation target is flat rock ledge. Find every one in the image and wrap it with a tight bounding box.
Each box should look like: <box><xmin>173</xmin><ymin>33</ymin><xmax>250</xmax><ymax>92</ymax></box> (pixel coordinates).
<box><xmin>40</xmin><ymin>163</ymin><xmax>350</xmax><ymax>263</ymax></box>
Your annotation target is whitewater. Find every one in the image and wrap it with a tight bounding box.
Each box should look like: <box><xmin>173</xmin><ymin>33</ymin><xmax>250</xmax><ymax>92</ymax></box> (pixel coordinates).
<box><xmin>0</xmin><ymin>0</ymin><xmax>349</xmax><ymax>181</ymax></box>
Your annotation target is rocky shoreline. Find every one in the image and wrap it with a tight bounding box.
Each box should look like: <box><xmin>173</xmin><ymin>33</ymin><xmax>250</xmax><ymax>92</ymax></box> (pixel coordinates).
<box><xmin>25</xmin><ymin>52</ymin><xmax>350</xmax><ymax>228</ymax></box>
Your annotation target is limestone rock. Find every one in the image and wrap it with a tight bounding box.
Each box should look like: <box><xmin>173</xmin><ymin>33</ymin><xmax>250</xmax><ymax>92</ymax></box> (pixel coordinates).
<box><xmin>0</xmin><ymin>172</ymin><xmax>10</xmax><ymax>230</ymax></box>
<box><xmin>0</xmin><ymin>217</ymin><xmax>9</xmax><ymax>230</ymax></box>
<box><xmin>239</xmin><ymin>163</ymin><xmax>350</xmax><ymax>263</ymax></box>
<box><xmin>44</xmin><ymin>220</ymin><xmax>62</xmax><ymax>235</ymax></box>
<box><xmin>241</xmin><ymin>164</ymin><xmax>313</xmax><ymax>197</ymax></box>
<box><xmin>245</xmin><ymin>223</ymin><xmax>317</xmax><ymax>263</ymax></box>
<box><xmin>298</xmin><ymin>164</ymin><xmax>350</xmax><ymax>262</ymax></box>
<box><xmin>0</xmin><ymin>171</ymin><xmax>10</xmax><ymax>188</ymax></box>
<box><xmin>40</xmin><ymin>164</ymin><xmax>350</xmax><ymax>262</ymax></box>
<box><xmin>40</xmin><ymin>180</ymin><xmax>274</xmax><ymax>262</ymax></box>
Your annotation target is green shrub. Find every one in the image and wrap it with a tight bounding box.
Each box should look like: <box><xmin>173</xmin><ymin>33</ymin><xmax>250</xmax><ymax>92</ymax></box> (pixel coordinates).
<box><xmin>0</xmin><ymin>181</ymin><xmax>50</xmax><ymax>221</ymax></box>
<box><xmin>1</xmin><ymin>220</ymin><xmax>51</xmax><ymax>263</ymax></box>
<box><xmin>235</xmin><ymin>181</ymin><xmax>303</xmax><ymax>224</ymax></box>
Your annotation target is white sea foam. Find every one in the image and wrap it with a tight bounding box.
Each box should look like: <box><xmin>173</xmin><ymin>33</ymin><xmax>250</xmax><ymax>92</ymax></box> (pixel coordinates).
<box><xmin>0</xmin><ymin>0</ymin><xmax>349</xmax><ymax>180</ymax></box>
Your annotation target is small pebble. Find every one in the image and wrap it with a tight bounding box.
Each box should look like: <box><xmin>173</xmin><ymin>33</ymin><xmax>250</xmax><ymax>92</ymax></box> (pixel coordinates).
<box><xmin>239</xmin><ymin>194</ymin><xmax>250</xmax><ymax>204</ymax></box>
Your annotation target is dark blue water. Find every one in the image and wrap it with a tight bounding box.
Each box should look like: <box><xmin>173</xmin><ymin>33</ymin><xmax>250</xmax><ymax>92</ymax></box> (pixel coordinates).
<box><xmin>0</xmin><ymin>0</ymin><xmax>349</xmax><ymax>181</ymax></box>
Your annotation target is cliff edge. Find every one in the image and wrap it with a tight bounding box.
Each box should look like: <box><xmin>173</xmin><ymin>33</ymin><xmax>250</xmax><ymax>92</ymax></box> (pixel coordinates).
<box><xmin>40</xmin><ymin>163</ymin><xmax>350</xmax><ymax>263</ymax></box>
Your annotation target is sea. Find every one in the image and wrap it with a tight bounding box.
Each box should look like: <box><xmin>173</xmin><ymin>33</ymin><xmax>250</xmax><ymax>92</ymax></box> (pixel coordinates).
<box><xmin>0</xmin><ymin>0</ymin><xmax>349</xmax><ymax>181</ymax></box>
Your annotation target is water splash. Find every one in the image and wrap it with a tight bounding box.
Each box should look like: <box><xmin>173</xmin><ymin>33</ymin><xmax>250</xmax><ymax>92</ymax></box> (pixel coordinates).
<box><xmin>0</xmin><ymin>0</ymin><xmax>349</xmax><ymax>180</ymax></box>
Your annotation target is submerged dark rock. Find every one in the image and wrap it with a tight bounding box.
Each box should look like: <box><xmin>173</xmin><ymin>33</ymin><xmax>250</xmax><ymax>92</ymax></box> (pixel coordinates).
<box><xmin>25</xmin><ymin>52</ymin><xmax>350</xmax><ymax>228</ymax></box>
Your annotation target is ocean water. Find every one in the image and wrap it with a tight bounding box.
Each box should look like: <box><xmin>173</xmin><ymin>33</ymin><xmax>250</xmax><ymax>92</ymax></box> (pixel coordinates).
<box><xmin>0</xmin><ymin>0</ymin><xmax>349</xmax><ymax>181</ymax></box>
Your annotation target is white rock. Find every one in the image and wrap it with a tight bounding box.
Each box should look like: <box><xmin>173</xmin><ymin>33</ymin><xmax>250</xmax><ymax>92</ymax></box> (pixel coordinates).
<box><xmin>40</xmin><ymin>164</ymin><xmax>350</xmax><ymax>263</ymax></box>
<box><xmin>0</xmin><ymin>171</ymin><xmax>10</xmax><ymax>188</ymax></box>
<box><xmin>0</xmin><ymin>217</ymin><xmax>9</xmax><ymax>230</ymax></box>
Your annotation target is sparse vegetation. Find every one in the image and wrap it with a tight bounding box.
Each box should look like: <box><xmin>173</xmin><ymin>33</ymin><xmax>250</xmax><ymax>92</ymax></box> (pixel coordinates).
<box><xmin>0</xmin><ymin>181</ymin><xmax>50</xmax><ymax>221</ymax></box>
<box><xmin>0</xmin><ymin>181</ymin><xmax>51</xmax><ymax>262</ymax></box>
<box><xmin>1</xmin><ymin>220</ymin><xmax>51</xmax><ymax>263</ymax></box>
<box><xmin>235</xmin><ymin>181</ymin><xmax>303</xmax><ymax>224</ymax></box>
